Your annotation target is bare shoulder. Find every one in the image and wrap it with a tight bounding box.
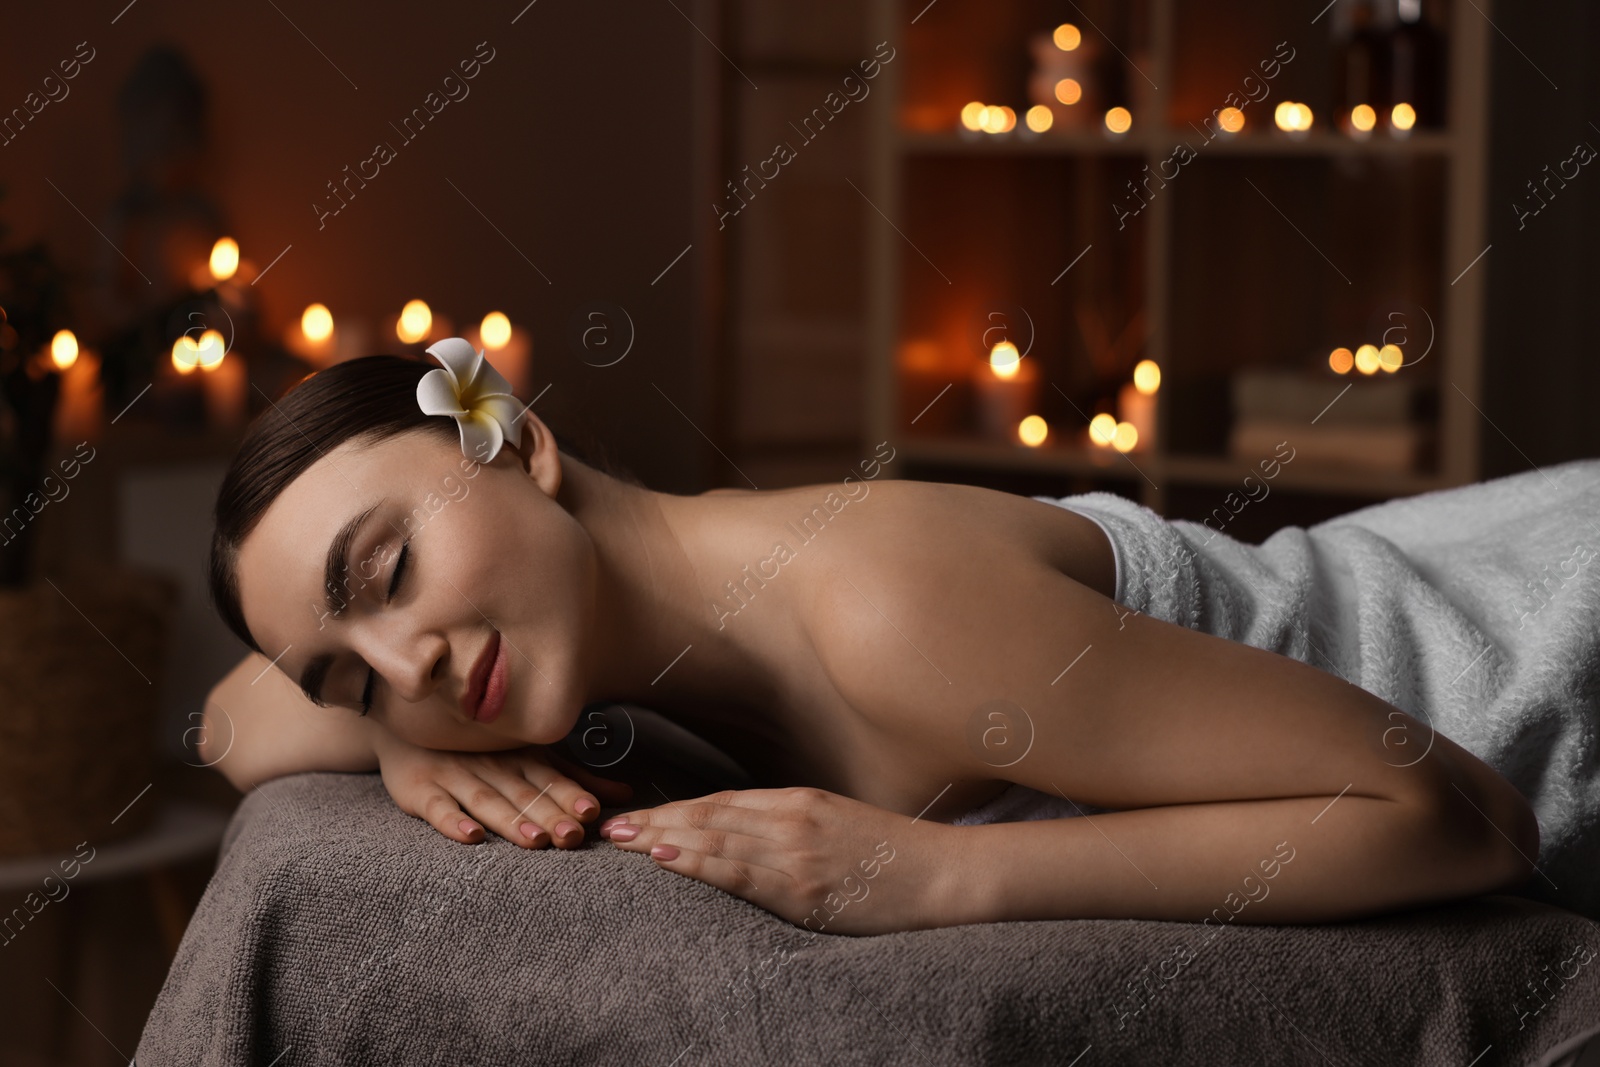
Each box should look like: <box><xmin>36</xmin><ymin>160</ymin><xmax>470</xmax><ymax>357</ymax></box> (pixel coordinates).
<box><xmin>785</xmin><ymin>477</ymin><xmax>1114</xmax><ymax>597</ymax></box>
<box><xmin>786</xmin><ymin>478</ymin><xmax>1101</xmax><ymax>735</ymax></box>
<box><xmin>791</xmin><ymin>489</ymin><xmax>1102</xmax><ymax>779</ymax></box>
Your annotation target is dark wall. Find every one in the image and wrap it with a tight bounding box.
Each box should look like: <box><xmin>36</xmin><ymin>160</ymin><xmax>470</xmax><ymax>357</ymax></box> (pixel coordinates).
<box><xmin>0</xmin><ymin>0</ymin><xmax>710</xmax><ymax>492</ymax></box>
<box><xmin>1482</xmin><ymin>1</ymin><xmax>1600</xmax><ymax>476</ymax></box>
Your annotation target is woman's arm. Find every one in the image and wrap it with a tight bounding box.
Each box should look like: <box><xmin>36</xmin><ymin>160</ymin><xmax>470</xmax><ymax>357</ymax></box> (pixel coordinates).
<box><xmin>813</xmin><ymin>539</ymin><xmax>1540</xmax><ymax>926</ymax></box>
<box><xmin>928</xmin><ymin>787</ymin><xmax>1530</xmax><ymax>928</ymax></box>
<box><xmin>199</xmin><ymin>651</ymin><xmax>387</xmax><ymax>792</ymax></box>
<box><xmin>198</xmin><ymin>652</ymin><xmax>628</xmax><ymax>848</ymax></box>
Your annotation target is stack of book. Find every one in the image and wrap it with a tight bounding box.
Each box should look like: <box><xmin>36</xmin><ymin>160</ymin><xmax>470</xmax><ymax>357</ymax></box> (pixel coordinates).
<box><xmin>1228</xmin><ymin>368</ymin><xmax>1434</xmax><ymax>472</ymax></box>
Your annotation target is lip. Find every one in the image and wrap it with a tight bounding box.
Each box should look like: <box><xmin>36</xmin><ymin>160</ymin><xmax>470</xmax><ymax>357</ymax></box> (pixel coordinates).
<box><xmin>463</xmin><ymin>630</ymin><xmax>506</xmax><ymax>723</ymax></box>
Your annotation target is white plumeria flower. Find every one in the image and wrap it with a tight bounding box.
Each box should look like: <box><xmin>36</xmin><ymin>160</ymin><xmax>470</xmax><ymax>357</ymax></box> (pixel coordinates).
<box><xmin>417</xmin><ymin>337</ymin><xmax>525</xmax><ymax>463</ymax></box>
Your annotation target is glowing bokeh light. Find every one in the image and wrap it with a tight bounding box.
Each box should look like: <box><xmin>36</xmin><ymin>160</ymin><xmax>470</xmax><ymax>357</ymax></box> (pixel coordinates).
<box><xmin>1018</xmin><ymin>414</ymin><xmax>1049</xmax><ymax>447</ymax></box>
<box><xmin>50</xmin><ymin>329</ymin><xmax>78</xmax><ymax>371</ymax></box>
<box><xmin>397</xmin><ymin>299</ymin><xmax>433</xmax><ymax>343</ymax></box>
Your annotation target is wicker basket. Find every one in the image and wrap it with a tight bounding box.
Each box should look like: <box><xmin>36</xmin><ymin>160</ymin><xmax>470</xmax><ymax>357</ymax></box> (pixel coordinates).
<box><xmin>0</xmin><ymin>565</ymin><xmax>175</xmax><ymax>858</ymax></box>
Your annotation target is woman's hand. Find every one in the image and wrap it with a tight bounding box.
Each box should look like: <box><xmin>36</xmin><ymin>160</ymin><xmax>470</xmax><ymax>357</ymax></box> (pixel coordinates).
<box><xmin>598</xmin><ymin>787</ymin><xmax>952</xmax><ymax>936</ymax></box>
<box><xmin>372</xmin><ymin>728</ymin><xmax>634</xmax><ymax>848</ymax></box>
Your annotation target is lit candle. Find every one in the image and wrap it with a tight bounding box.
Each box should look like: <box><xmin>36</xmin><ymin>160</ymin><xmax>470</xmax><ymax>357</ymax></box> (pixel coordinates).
<box><xmin>1116</xmin><ymin>358</ymin><xmax>1160</xmax><ymax>453</ymax></box>
<box><xmin>50</xmin><ymin>328</ymin><xmax>77</xmax><ymax>370</ymax></box>
<box><xmin>201</xmin><ymin>350</ymin><xmax>248</xmax><ymax>430</ymax></box>
<box><xmin>1274</xmin><ymin>101</ymin><xmax>1313</xmax><ymax>137</ymax></box>
<box><xmin>1088</xmin><ymin>412</ymin><xmax>1118</xmax><ymax>449</ymax></box>
<box><xmin>209</xmin><ymin>237</ymin><xmax>240</xmax><ymax>282</ymax></box>
<box><xmin>1389</xmin><ymin>102</ymin><xmax>1416</xmax><ymax>137</ymax></box>
<box><xmin>397</xmin><ymin>299</ymin><xmax>433</xmax><ymax>344</ymax></box>
<box><xmin>159</xmin><ymin>333</ymin><xmax>210</xmax><ymax>425</ymax></box>
<box><xmin>171</xmin><ymin>335</ymin><xmax>202</xmax><ymax>374</ymax></box>
<box><xmin>960</xmin><ymin>101</ymin><xmax>986</xmax><ymax>138</ymax></box>
<box><xmin>285</xmin><ymin>302</ymin><xmax>337</xmax><ymax>367</ymax></box>
<box><xmin>467</xmin><ymin>311</ymin><xmax>532</xmax><ymax>397</ymax></box>
<box><xmin>971</xmin><ymin>341</ymin><xmax>1040</xmax><ymax>442</ymax></box>
<box><xmin>50</xmin><ymin>331</ymin><xmax>104</xmax><ymax>443</ymax></box>
<box><xmin>978</xmin><ymin>106</ymin><xmax>1015</xmax><ymax>135</ymax></box>
<box><xmin>1018</xmin><ymin>414</ymin><xmax>1049</xmax><ymax>447</ymax></box>
<box><xmin>1347</xmin><ymin>104</ymin><xmax>1377</xmax><ymax>139</ymax></box>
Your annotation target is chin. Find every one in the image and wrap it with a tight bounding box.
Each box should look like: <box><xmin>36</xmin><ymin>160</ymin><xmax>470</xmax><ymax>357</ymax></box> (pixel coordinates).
<box><xmin>528</xmin><ymin>698</ymin><xmax>582</xmax><ymax>748</ymax></box>
<box><xmin>485</xmin><ymin>692</ymin><xmax>573</xmax><ymax>749</ymax></box>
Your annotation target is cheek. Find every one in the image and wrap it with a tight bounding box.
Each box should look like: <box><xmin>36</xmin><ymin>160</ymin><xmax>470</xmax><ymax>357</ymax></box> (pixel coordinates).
<box><xmin>447</xmin><ymin>484</ymin><xmax>594</xmax><ymax>619</ymax></box>
<box><xmin>424</xmin><ymin>479</ymin><xmax>597</xmax><ymax>735</ymax></box>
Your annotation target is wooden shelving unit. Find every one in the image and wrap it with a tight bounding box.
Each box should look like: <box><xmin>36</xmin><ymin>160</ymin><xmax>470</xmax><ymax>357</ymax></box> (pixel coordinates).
<box><xmin>865</xmin><ymin>0</ymin><xmax>1492</xmax><ymax>518</ymax></box>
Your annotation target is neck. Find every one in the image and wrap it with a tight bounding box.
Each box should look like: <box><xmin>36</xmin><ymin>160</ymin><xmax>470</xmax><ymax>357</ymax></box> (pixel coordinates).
<box><xmin>557</xmin><ymin>458</ymin><xmax>780</xmax><ymax>740</ymax></box>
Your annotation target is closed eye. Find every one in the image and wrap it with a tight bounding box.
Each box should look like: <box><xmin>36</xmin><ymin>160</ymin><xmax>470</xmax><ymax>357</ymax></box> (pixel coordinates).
<box><xmin>388</xmin><ymin>539</ymin><xmax>410</xmax><ymax>602</ymax></box>
<box><xmin>358</xmin><ymin>538</ymin><xmax>413</xmax><ymax>716</ymax></box>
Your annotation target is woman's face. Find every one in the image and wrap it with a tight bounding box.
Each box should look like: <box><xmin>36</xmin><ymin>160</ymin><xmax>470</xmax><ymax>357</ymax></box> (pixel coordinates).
<box><xmin>235</xmin><ymin>423</ymin><xmax>595</xmax><ymax>750</ymax></box>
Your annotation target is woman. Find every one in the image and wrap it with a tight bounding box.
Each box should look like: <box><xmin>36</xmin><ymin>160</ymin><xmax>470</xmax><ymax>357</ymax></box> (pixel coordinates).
<box><xmin>200</xmin><ymin>341</ymin><xmax>1554</xmax><ymax>936</ymax></box>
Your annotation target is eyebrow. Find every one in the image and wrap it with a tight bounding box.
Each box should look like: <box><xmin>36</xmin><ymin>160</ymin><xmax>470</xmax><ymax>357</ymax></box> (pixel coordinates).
<box><xmin>298</xmin><ymin>501</ymin><xmax>382</xmax><ymax>706</ymax></box>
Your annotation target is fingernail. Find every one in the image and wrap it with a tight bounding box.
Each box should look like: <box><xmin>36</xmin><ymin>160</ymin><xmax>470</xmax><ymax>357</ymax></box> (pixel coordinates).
<box><xmin>520</xmin><ymin>822</ymin><xmax>543</xmax><ymax>842</ymax></box>
<box><xmin>651</xmin><ymin>844</ymin><xmax>679</xmax><ymax>861</ymax></box>
<box><xmin>601</xmin><ymin>815</ymin><xmax>627</xmax><ymax>831</ymax></box>
<box><xmin>555</xmin><ymin>820</ymin><xmax>581</xmax><ymax>839</ymax></box>
<box><xmin>575</xmin><ymin>798</ymin><xmax>598</xmax><ymax>817</ymax></box>
<box><xmin>609</xmin><ymin>824</ymin><xmax>640</xmax><ymax>841</ymax></box>
<box><xmin>458</xmin><ymin>819</ymin><xmax>480</xmax><ymax>835</ymax></box>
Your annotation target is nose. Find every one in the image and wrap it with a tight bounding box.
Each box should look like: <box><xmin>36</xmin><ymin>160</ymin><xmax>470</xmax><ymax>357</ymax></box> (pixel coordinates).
<box><xmin>358</xmin><ymin>616</ymin><xmax>448</xmax><ymax>706</ymax></box>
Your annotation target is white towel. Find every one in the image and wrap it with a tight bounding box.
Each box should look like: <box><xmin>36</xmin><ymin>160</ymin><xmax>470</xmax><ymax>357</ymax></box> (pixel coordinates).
<box><xmin>1002</xmin><ymin>458</ymin><xmax>1600</xmax><ymax>920</ymax></box>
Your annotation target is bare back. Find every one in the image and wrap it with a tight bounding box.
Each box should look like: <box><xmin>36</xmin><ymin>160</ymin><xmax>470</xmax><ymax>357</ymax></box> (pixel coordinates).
<box><xmin>689</xmin><ymin>479</ymin><xmax>1119</xmax><ymax>821</ymax></box>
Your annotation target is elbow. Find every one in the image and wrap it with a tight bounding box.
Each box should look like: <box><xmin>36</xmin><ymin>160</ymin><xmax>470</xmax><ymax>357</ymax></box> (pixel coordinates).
<box><xmin>1462</xmin><ymin>767</ymin><xmax>1543</xmax><ymax>895</ymax></box>
<box><xmin>1382</xmin><ymin>725</ymin><xmax>1543</xmax><ymax>900</ymax></box>
<box><xmin>197</xmin><ymin>691</ymin><xmax>250</xmax><ymax>792</ymax></box>
<box><xmin>1416</xmin><ymin>766</ymin><xmax>1542</xmax><ymax>899</ymax></box>
<box><xmin>1491</xmin><ymin>788</ymin><xmax>1542</xmax><ymax>892</ymax></box>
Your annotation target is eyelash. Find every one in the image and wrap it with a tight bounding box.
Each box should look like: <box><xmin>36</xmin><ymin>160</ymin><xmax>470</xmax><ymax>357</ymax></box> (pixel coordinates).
<box><xmin>358</xmin><ymin>539</ymin><xmax>411</xmax><ymax>716</ymax></box>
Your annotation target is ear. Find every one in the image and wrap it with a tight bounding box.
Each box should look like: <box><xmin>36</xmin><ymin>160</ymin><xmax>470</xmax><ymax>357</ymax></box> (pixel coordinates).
<box><xmin>510</xmin><ymin>408</ymin><xmax>563</xmax><ymax>500</ymax></box>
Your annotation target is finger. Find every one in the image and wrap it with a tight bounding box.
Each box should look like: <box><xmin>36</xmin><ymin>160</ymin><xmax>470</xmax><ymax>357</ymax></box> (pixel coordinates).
<box><xmin>609</xmin><ymin>787</ymin><xmax>813</xmax><ymax>825</ymax></box>
<box><xmin>439</xmin><ymin>768</ymin><xmax>579</xmax><ymax>850</ymax></box>
<box><xmin>601</xmin><ymin>800</ymin><xmax>792</xmax><ymax>858</ymax></box>
<box><xmin>415</xmin><ymin>787</ymin><xmax>493</xmax><ymax>845</ymax></box>
<box><xmin>460</xmin><ymin>762</ymin><xmax>588</xmax><ymax>849</ymax></box>
<box><xmin>627</xmin><ymin>835</ymin><xmax>794</xmax><ymax>914</ymax></box>
<box><xmin>506</xmin><ymin>753</ymin><xmax>611</xmax><ymax>825</ymax></box>
<box><xmin>600</xmin><ymin>790</ymin><xmax>793</xmax><ymax>838</ymax></box>
<box><xmin>606</xmin><ymin>822</ymin><xmax>796</xmax><ymax>875</ymax></box>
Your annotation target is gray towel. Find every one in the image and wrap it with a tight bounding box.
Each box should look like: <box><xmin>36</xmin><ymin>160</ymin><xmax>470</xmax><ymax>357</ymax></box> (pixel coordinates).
<box><xmin>137</xmin><ymin>771</ymin><xmax>1600</xmax><ymax>1066</ymax></box>
<box><xmin>1037</xmin><ymin>457</ymin><xmax>1600</xmax><ymax>920</ymax></box>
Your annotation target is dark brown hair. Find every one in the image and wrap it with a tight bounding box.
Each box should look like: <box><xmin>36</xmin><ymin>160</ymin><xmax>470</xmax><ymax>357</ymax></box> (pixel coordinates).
<box><xmin>208</xmin><ymin>354</ymin><xmax>626</xmax><ymax>653</ymax></box>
